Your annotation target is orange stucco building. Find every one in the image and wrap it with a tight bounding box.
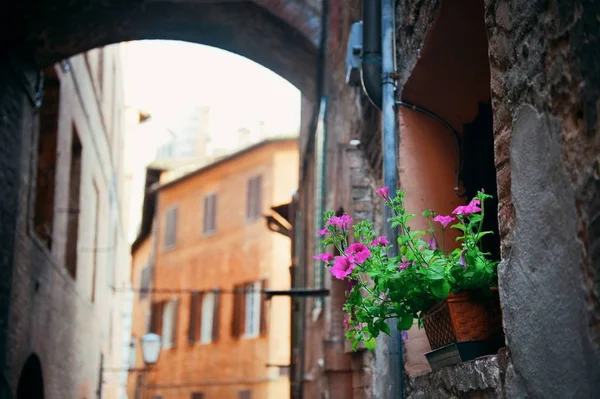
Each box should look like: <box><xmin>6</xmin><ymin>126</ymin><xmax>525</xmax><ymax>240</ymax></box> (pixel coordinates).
<box><xmin>127</xmin><ymin>137</ymin><xmax>298</xmax><ymax>399</ymax></box>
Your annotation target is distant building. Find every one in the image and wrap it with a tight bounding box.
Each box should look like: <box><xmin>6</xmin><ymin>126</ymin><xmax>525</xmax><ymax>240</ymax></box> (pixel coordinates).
<box><xmin>128</xmin><ymin>137</ymin><xmax>298</xmax><ymax>399</ymax></box>
<box><xmin>155</xmin><ymin>105</ymin><xmax>211</xmax><ymax>162</ymax></box>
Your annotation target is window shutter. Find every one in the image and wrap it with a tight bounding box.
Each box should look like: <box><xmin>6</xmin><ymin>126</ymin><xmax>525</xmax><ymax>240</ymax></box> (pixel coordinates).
<box><xmin>259</xmin><ymin>279</ymin><xmax>268</xmax><ymax>336</ymax></box>
<box><xmin>212</xmin><ymin>289</ymin><xmax>221</xmax><ymax>342</ymax></box>
<box><xmin>150</xmin><ymin>302</ymin><xmax>164</xmax><ymax>335</ymax></box>
<box><xmin>188</xmin><ymin>291</ymin><xmax>199</xmax><ymax>344</ymax></box>
<box><xmin>246</xmin><ymin>179</ymin><xmax>254</xmax><ymax>220</ymax></box>
<box><xmin>231</xmin><ymin>285</ymin><xmax>240</xmax><ymax>337</ymax></box>
<box><xmin>172</xmin><ymin>298</ymin><xmax>180</xmax><ymax>347</ymax></box>
<box><xmin>255</xmin><ymin>175</ymin><xmax>262</xmax><ymax>218</ymax></box>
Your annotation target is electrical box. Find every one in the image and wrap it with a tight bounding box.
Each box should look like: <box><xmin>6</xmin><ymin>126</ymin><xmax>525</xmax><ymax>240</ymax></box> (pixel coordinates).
<box><xmin>345</xmin><ymin>21</ymin><xmax>363</xmax><ymax>87</ymax></box>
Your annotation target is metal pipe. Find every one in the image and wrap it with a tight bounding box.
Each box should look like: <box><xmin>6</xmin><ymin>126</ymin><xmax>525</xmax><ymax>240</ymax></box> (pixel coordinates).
<box><xmin>361</xmin><ymin>0</ymin><xmax>383</xmax><ymax>109</ymax></box>
<box><xmin>381</xmin><ymin>0</ymin><xmax>404</xmax><ymax>397</ymax></box>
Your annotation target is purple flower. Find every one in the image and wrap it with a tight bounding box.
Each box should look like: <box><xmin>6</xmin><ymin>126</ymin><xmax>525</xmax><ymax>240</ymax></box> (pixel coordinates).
<box><xmin>313</xmin><ymin>253</ymin><xmax>333</xmax><ymax>263</ymax></box>
<box><xmin>346</xmin><ymin>279</ymin><xmax>358</xmax><ymax>294</ymax></box>
<box><xmin>401</xmin><ymin>331</ymin><xmax>409</xmax><ymax>340</ymax></box>
<box><xmin>330</xmin><ymin>256</ymin><xmax>356</xmax><ymax>279</ymax></box>
<box><xmin>458</xmin><ymin>250</ymin><xmax>468</xmax><ymax>269</ymax></box>
<box><xmin>317</xmin><ymin>228</ymin><xmax>328</xmax><ymax>236</ymax></box>
<box><xmin>427</xmin><ymin>236</ymin><xmax>438</xmax><ymax>250</ymax></box>
<box><xmin>347</xmin><ymin>243</ymin><xmax>371</xmax><ymax>264</ymax></box>
<box><xmin>433</xmin><ymin>215</ymin><xmax>455</xmax><ymax>228</ymax></box>
<box><xmin>370</xmin><ymin>236</ymin><xmax>390</xmax><ymax>247</ymax></box>
<box><xmin>326</xmin><ymin>214</ymin><xmax>353</xmax><ymax>230</ymax></box>
<box><xmin>376</xmin><ymin>186</ymin><xmax>390</xmax><ymax>201</ymax></box>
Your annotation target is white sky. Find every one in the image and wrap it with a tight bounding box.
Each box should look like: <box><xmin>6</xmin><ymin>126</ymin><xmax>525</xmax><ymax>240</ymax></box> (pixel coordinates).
<box><xmin>121</xmin><ymin>40</ymin><xmax>301</xmax><ymax>136</ymax></box>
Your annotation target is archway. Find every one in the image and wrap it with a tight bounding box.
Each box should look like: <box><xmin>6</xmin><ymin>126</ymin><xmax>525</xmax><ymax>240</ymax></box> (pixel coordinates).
<box><xmin>16</xmin><ymin>354</ymin><xmax>44</xmax><ymax>399</ymax></box>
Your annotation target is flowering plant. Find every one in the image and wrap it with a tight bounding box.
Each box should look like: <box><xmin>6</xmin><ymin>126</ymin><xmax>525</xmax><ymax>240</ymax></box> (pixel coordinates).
<box><xmin>314</xmin><ymin>188</ymin><xmax>498</xmax><ymax>350</ymax></box>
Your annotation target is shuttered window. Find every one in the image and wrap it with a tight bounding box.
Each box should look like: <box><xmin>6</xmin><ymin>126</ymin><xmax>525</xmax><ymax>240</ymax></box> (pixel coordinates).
<box><xmin>246</xmin><ymin>175</ymin><xmax>263</xmax><ymax>221</ymax></box>
<box><xmin>203</xmin><ymin>193</ymin><xmax>217</xmax><ymax>235</ymax></box>
<box><xmin>162</xmin><ymin>298</ymin><xmax>179</xmax><ymax>349</ymax></box>
<box><xmin>259</xmin><ymin>279</ymin><xmax>268</xmax><ymax>336</ymax></box>
<box><xmin>140</xmin><ymin>266</ymin><xmax>151</xmax><ymax>300</ymax></box>
<box><xmin>189</xmin><ymin>290</ymin><xmax>221</xmax><ymax>344</ymax></box>
<box><xmin>231</xmin><ymin>284</ymin><xmax>246</xmax><ymax>338</ymax></box>
<box><xmin>244</xmin><ymin>282</ymin><xmax>261</xmax><ymax>338</ymax></box>
<box><xmin>164</xmin><ymin>206</ymin><xmax>178</xmax><ymax>250</ymax></box>
<box><xmin>150</xmin><ymin>301</ymin><xmax>165</xmax><ymax>335</ymax></box>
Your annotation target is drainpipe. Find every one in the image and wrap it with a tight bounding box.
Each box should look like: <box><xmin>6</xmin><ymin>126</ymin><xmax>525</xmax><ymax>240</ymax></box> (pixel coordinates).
<box><xmin>361</xmin><ymin>0</ymin><xmax>405</xmax><ymax>397</ymax></box>
<box><xmin>361</xmin><ymin>0</ymin><xmax>383</xmax><ymax>109</ymax></box>
<box><xmin>381</xmin><ymin>0</ymin><xmax>404</xmax><ymax>397</ymax></box>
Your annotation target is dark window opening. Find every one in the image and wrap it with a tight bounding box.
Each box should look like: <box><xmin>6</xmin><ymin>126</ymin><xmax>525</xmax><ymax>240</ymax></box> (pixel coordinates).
<box><xmin>246</xmin><ymin>175</ymin><xmax>263</xmax><ymax>221</ymax></box>
<box><xmin>191</xmin><ymin>393</ymin><xmax>204</xmax><ymax>399</ymax></box>
<box><xmin>239</xmin><ymin>389</ymin><xmax>252</xmax><ymax>399</ymax></box>
<box><xmin>164</xmin><ymin>206</ymin><xmax>178</xmax><ymax>249</ymax></box>
<box><xmin>203</xmin><ymin>193</ymin><xmax>217</xmax><ymax>234</ymax></box>
<box><xmin>34</xmin><ymin>66</ymin><xmax>60</xmax><ymax>249</ymax></box>
<box><xmin>66</xmin><ymin>126</ymin><xmax>82</xmax><ymax>279</ymax></box>
<box><xmin>461</xmin><ymin>102</ymin><xmax>500</xmax><ymax>261</ymax></box>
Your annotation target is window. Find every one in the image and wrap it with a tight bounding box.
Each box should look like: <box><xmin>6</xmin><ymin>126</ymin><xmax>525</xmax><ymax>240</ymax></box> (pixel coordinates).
<box><xmin>140</xmin><ymin>266</ymin><xmax>151</xmax><ymax>300</ymax></box>
<box><xmin>150</xmin><ymin>302</ymin><xmax>164</xmax><ymax>335</ymax></box>
<box><xmin>91</xmin><ymin>182</ymin><xmax>100</xmax><ymax>302</ymax></box>
<box><xmin>232</xmin><ymin>282</ymin><xmax>267</xmax><ymax>339</ymax></box>
<box><xmin>188</xmin><ymin>290</ymin><xmax>221</xmax><ymax>344</ymax></box>
<box><xmin>164</xmin><ymin>206</ymin><xmax>178</xmax><ymax>249</ymax></box>
<box><xmin>34</xmin><ymin>66</ymin><xmax>59</xmax><ymax>249</ymax></box>
<box><xmin>191</xmin><ymin>393</ymin><xmax>204</xmax><ymax>399</ymax></box>
<box><xmin>246</xmin><ymin>175</ymin><xmax>263</xmax><ymax>220</ymax></box>
<box><xmin>203</xmin><ymin>193</ymin><xmax>217</xmax><ymax>235</ymax></box>
<box><xmin>244</xmin><ymin>282</ymin><xmax>261</xmax><ymax>338</ymax></box>
<box><xmin>66</xmin><ymin>125</ymin><xmax>83</xmax><ymax>279</ymax></box>
<box><xmin>162</xmin><ymin>298</ymin><xmax>179</xmax><ymax>349</ymax></box>
<box><xmin>239</xmin><ymin>390</ymin><xmax>252</xmax><ymax>399</ymax></box>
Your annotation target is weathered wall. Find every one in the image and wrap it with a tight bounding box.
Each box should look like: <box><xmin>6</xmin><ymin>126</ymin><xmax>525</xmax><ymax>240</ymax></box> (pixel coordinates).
<box><xmin>485</xmin><ymin>0</ymin><xmax>600</xmax><ymax>396</ymax></box>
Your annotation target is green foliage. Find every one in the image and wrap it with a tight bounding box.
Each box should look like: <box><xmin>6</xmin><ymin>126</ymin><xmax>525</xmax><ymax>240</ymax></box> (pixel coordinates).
<box><xmin>318</xmin><ymin>189</ymin><xmax>498</xmax><ymax>351</ymax></box>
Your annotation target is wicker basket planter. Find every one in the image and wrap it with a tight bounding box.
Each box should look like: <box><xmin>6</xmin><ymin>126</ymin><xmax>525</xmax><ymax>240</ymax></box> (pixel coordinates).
<box><xmin>422</xmin><ymin>289</ymin><xmax>503</xmax><ymax>350</ymax></box>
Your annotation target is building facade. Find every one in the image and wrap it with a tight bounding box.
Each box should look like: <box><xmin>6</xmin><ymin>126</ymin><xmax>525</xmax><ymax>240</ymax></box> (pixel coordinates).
<box><xmin>2</xmin><ymin>44</ymin><xmax>132</xmax><ymax>398</ymax></box>
<box><xmin>127</xmin><ymin>138</ymin><xmax>298</xmax><ymax>399</ymax></box>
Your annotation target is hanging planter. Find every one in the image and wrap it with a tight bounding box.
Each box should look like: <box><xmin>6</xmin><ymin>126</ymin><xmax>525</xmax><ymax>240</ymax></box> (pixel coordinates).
<box><xmin>422</xmin><ymin>289</ymin><xmax>503</xmax><ymax>350</ymax></box>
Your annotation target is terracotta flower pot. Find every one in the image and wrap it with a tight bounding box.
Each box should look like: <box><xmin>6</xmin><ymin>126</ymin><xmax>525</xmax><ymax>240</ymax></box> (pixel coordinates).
<box><xmin>421</xmin><ymin>289</ymin><xmax>503</xmax><ymax>350</ymax></box>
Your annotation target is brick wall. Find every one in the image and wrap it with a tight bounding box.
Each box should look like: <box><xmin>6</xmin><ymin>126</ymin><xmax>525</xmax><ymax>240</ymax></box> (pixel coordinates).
<box><xmin>0</xmin><ymin>45</ymin><xmax>130</xmax><ymax>398</ymax></box>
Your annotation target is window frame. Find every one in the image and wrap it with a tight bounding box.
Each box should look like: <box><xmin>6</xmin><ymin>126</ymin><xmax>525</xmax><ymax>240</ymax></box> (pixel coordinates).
<box><xmin>163</xmin><ymin>205</ymin><xmax>179</xmax><ymax>250</ymax></box>
<box><xmin>244</xmin><ymin>282</ymin><xmax>261</xmax><ymax>338</ymax></box>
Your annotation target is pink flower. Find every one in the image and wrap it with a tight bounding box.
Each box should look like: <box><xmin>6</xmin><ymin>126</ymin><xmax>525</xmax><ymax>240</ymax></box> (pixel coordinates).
<box><xmin>326</xmin><ymin>214</ymin><xmax>353</xmax><ymax>230</ymax></box>
<box><xmin>343</xmin><ymin>315</ymin><xmax>351</xmax><ymax>329</ymax></box>
<box><xmin>427</xmin><ymin>236</ymin><xmax>438</xmax><ymax>250</ymax></box>
<box><xmin>330</xmin><ymin>256</ymin><xmax>356</xmax><ymax>279</ymax></box>
<box><xmin>347</xmin><ymin>243</ymin><xmax>371</xmax><ymax>264</ymax></box>
<box><xmin>317</xmin><ymin>228</ymin><xmax>328</xmax><ymax>236</ymax></box>
<box><xmin>398</xmin><ymin>261</ymin><xmax>411</xmax><ymax>271</ymax></box>
<box><xmin>433</xmin><ymin>215</ymin><xmax>455</xmax><ymax>228</ymax></box>
<box><xmin>370</xmin><ymin>236</ymin><xmax>390</xmax><ymax>247</ymax></box>
<box><xmin>313</xmin><ymin>253</ymin><xmax>333</xmax><ymax>263</ymax></box>
<box><xmin>376</xmin><ymin>186</ymin><xmax>390</xmax><ymax>201</ymax></box>
<box><xmin>452</xmin><ymin>200</ymin><xmax>482</xmax><ymax>215</ymax></box>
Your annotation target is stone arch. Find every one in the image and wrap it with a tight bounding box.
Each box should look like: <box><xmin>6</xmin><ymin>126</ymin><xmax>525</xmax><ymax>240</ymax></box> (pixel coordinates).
<box><xmin>6</xmin><ymin>0</ymin><xmax>320</xmax><ymax>98</ymax></box>
<box><xmin>16</xmin><ymin>354</ymin><xmax>44</xmax><ymax>399</ymax></box>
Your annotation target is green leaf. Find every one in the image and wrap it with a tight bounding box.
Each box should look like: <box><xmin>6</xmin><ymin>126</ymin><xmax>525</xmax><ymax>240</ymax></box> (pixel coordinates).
<box><xmin>427</xmin><ymin>265</ymin><xmax>445</xmax><ymax>280</ymax></box>
<box><xmin>397</xmin><ymin>314</ymin><xmax>414</xmax><ymax>330</ymax></box>
<box><xmin>431</xmin><ymin>280</ymin><xmax>451</xmax><ymax>299</ymax></box>
<box><xmin>451</xmin><ymin>224</ymin><xmax>467</xmax><ymax>232</ymax></box>
<box><xmin>380</xmin><ymin>320</ymin><xmax>391</xmax><ymax>335</ymax></box>
<box><xmin>352</xmin><ymin>340</ymin><xmax>359</xmax><ymax>351</ymax></box>
<box><xmin>345</xmin><ymin>329</ymin><xmax>355</xmax><ymax>340</ymax></box>
<box><xmin>364</xmin><ymin>338</ymin><xmax>377</xmax><ymax>350</ymax></box>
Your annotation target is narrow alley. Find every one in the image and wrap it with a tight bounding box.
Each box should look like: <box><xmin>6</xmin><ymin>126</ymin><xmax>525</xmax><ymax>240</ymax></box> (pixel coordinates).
<box><xmin>0</xmin><ymin>0</ymin><xmax>599</xmax><ymax>398</ymax></box>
